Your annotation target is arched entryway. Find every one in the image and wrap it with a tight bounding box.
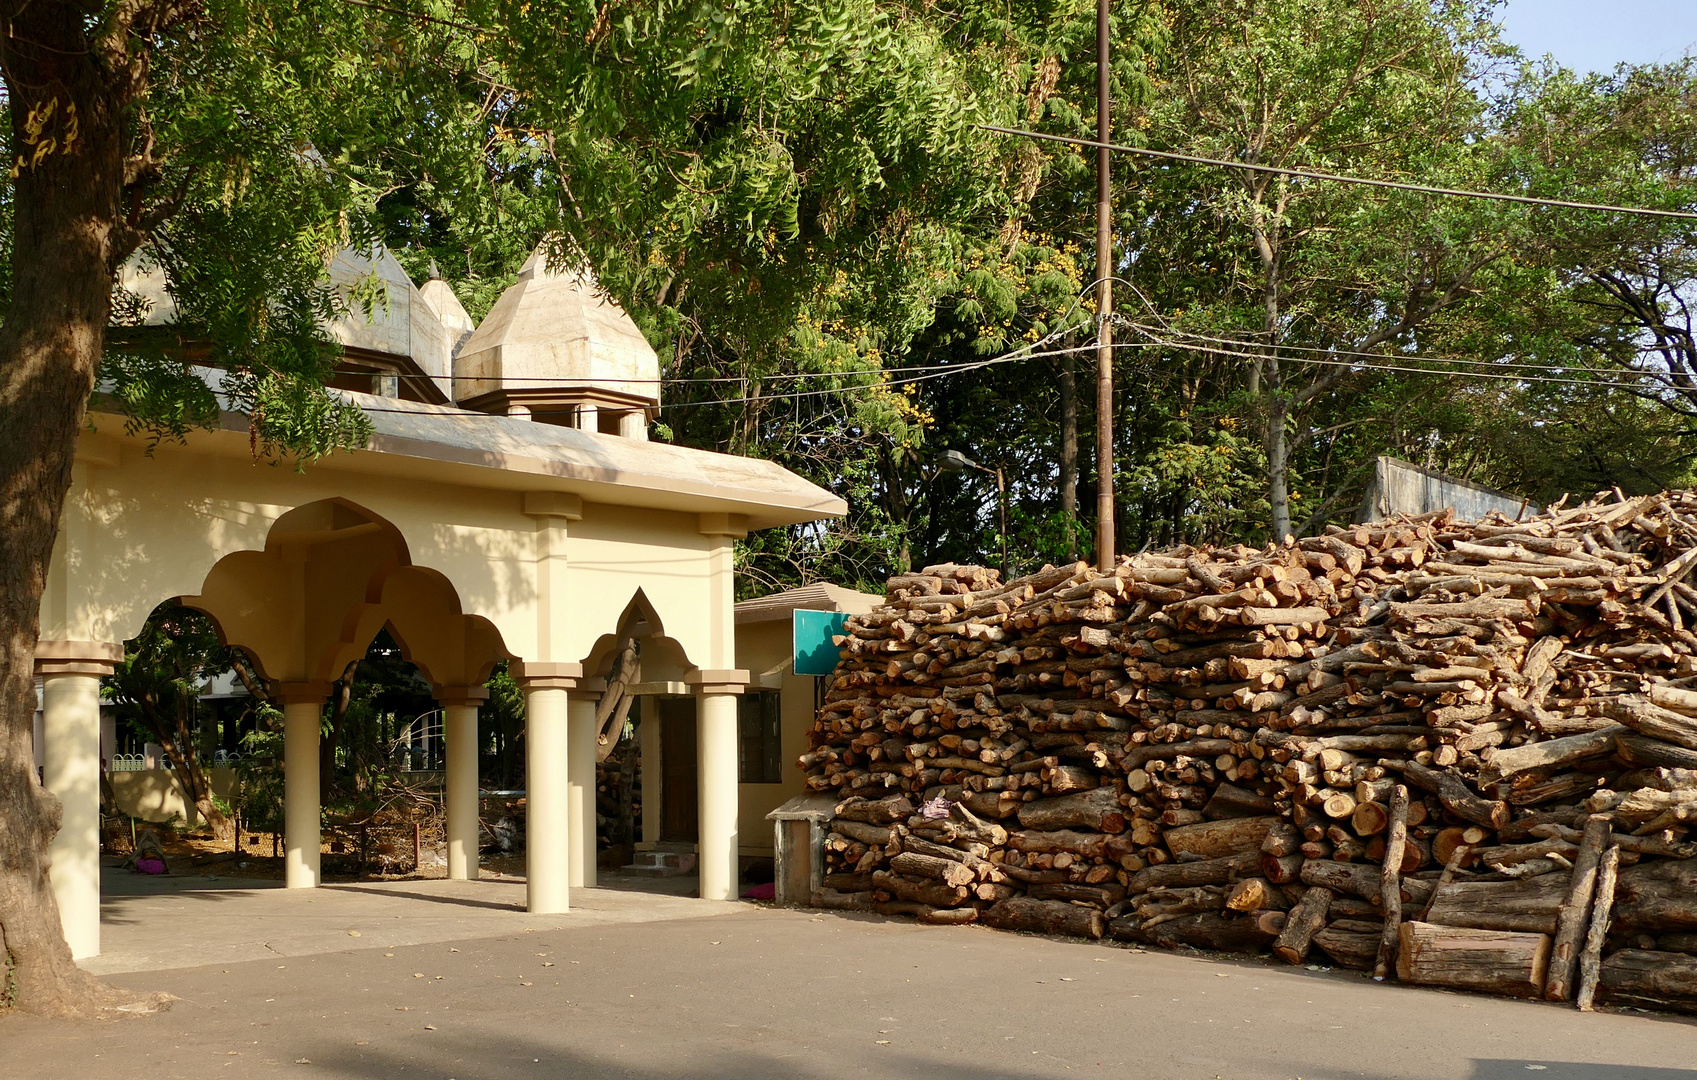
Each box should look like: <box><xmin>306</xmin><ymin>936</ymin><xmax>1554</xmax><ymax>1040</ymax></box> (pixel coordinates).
<box><xmin>180</xmin><ymin>499</ymin><xmax>512</xmax><ymax>890</ymax></box>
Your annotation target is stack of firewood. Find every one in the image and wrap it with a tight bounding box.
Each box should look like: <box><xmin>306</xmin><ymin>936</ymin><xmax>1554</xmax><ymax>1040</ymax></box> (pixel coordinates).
<box><xmin>805</xmin><ymin>490</ymin><xmax>1697</xmax><ymax>1012</ymax></box>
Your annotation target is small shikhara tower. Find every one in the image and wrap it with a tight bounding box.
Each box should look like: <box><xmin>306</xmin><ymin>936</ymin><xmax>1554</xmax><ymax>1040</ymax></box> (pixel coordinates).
<box><xmin>453</xmin><ymin>243</ymin><xmax>659</xmax><ymax>438</ymax></box>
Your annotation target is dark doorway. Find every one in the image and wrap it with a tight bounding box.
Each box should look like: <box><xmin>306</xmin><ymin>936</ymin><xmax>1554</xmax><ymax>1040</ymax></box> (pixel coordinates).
<box><xmin>658</xmin><ymin>697</ymin><xmax>698</xmax><ymax>843</ymax></box>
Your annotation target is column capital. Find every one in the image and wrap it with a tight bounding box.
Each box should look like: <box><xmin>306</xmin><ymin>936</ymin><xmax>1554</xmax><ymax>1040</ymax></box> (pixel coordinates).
<box><xmin>686</xmin><ymin>668</ymin><xmax>750</xmax><ymax>695</ymax></box>
<box><xmin>512</xmin><ymin>660</ymin><xmax>584</xmax><ymax>691</ymax></box>
<box><xmin>697</xmin><ymin>512</ymin><xmax>749</xmax><ymax>538</ymax></box>
<box><xmin>273</xmin><ymin>681</ymin><xmax>334</xmax><ymax>705</ymax></box>
<box><xmin>524</xmin><ymin>491</ymin><xmax>584</xmax><ymax>521</ymax></box>
<box><xmin>436</xmin><ymin>686</ymin><xmax>490</xmax><ymax>708</ymax></box>
<box><xmin>34</xmin><ymin>640</ymin><xmax>122</xmax><ymax>678</ymax></box>
<box><xmin>568</xmin><ymin>676</ymin><xmax>607</xmax><ymax>701</ymax></box>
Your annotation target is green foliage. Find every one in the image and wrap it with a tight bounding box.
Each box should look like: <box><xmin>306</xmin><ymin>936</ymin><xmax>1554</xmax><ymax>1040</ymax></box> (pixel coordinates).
<box><xmin>234</xmin><ymin>720</ymin><xmax>286</xmax><ymax>834</ymax></box>
<box><xmin>19</xmin><ymin>0</ymin><xmax>1697</xmax><ymax>591</ymax></box>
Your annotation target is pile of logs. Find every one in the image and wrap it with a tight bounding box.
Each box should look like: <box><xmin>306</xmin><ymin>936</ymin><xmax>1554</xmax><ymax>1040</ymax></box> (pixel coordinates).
<box><xmin>595</xmin><ymin>738</ymin><xmax>641</xmax><ymax>853</ymax></box>
<box><xmin>805</xmin><ymin>490</ymin><xmax>1697</xmax><ymax>1013</ymax></box>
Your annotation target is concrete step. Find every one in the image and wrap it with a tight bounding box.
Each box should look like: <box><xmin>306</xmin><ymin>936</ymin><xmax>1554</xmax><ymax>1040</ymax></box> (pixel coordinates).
<box><xmin>624</xmin><ymin>850</ymin><xmax>698</xmax><ymax>877</ymax></box>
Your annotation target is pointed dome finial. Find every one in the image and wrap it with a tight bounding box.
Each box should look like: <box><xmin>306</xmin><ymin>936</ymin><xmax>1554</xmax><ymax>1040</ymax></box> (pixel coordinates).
<box><xmin>426</xmin><ymin>258</ymin><xmax>442</xmax><ymax>281</ymax></box>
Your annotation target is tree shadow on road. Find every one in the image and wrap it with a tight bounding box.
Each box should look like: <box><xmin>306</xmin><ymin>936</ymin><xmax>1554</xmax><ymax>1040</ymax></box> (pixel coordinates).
<box><xmin>1469</xmin><ymin>1064</ymin><xmax>1697</xmax><ymax>1080</ymax></box>
<box><xmin>324</xmin><ymin>884</ymin><xmax>527</xmax><ymax>912</ymax></box>
<box><xmin>301</xmin><ymin>1028</ymin><xmax>1064</xmax><ymax>1080</ymax></box>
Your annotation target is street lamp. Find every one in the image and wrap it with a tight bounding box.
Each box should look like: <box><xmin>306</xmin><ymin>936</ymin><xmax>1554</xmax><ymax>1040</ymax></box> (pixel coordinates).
<box><xmin>935</xmin><ymin>449</ymin><xmax>1008</xmax><ymax>578</ymax></box>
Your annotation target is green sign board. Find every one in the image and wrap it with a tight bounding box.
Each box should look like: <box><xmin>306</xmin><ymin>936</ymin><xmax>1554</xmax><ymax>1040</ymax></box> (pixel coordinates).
<box><xmin>793</xmin><ymin>609</ymin><xmax>850</xmax><ymax>676</ymax></box>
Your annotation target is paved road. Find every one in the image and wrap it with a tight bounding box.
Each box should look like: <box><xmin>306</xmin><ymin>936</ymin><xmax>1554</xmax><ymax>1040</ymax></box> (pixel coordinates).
<box><xmin>9</xmin><ymin>903</ymin><xmax>1697</xmax><ymax>1080</ymax></box>
<box><xmin>7</xmin><ymin>895</ymin><xmax>1697</xmax><ymax>1079</ymax></box>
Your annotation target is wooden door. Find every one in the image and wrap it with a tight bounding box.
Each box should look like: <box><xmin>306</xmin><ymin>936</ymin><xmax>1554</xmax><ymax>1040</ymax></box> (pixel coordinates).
<box><xmin>659</xmin><ymin>697</ymin><xmax>699</xmax><ymax>843</ymax></box>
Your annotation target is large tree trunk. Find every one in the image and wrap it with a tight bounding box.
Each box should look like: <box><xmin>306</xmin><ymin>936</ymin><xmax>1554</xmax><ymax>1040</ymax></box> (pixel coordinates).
<box><xmin>0</xmin><ymin>1</ymin><xmax>137</xmax><ymax>1016</ymax></box>
<box><xmin>1058</xmin><ymin>349</ymin><xmax>1078</xmax><ymax>557</ymax></box>
<box><xmin>1265</xmin><ymin>384</ymin><xmax>1291</xmax><ymax>542</ymax></box>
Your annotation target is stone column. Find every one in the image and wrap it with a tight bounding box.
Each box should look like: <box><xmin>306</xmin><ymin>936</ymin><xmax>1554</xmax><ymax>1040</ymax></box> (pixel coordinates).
<box><xmin>516</xmin><ymin>662</ymin><xmax>581</xmax><ymax>914</ymax></box>
<box><xmin>276</xmin><ymin>683</ymin><xmax>330</xmax><ymax>890</ymax></box>
<box><xmin>567</xmin><ymin>687</ymin><xmax>601</xmax><ymax>889</ymax></box>
<box><xmin>35</xmin><ymin>641</ymin><xmax>122</xmax><ymax>960</ymax></box>
<box><xmin>692</xmin><ymin>512</ymin><xmax>750</xmax><ymax>902</ymax></box>
<box><xmin>439</xmin><ymin>687</ymin><xmax>488</xmax><ymax>881</ymax></box>
<box><xmin>618</xmin><ymin>411</ymin><xmax>649</xmax><ymax>441</ymax></box>
<box><xmin>688</xmin><ymin>671</ymin><xmax>749</xmax><ymax>902</ymax></box>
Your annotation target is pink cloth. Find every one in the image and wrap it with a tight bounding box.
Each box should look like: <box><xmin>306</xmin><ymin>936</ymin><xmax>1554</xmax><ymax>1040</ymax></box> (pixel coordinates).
<box><xmin>741</xmin><ymin>882</ymin><xmax>776</xmax><ymax>900</ymax></box>
<box><xmin>135</xmin><ymin>857</ymin><xmax>166</xmax><ymax>875</ymax></box>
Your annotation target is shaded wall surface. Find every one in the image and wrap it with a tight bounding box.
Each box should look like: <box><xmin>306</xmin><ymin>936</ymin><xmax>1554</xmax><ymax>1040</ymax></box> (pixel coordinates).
<box><xmin>1357</xmin><ymin>455</ymin><xmax>1537</xmax><ymax>523</ymax></box>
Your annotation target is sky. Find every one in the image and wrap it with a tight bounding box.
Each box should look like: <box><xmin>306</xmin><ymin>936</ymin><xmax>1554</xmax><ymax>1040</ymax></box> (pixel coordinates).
<box><xmin>1497</xmin><ymin>0</ymin><xmax>1697</xmax><ymax>74</ymax></box>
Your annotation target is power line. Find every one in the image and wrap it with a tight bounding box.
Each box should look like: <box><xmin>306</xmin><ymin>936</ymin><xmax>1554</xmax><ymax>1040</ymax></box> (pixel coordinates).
<box><xmin>979</xmin><ymin>124</ymin><xmax>1697</xmax><ymax>221</ymax></box>
<box><xmin>1105</xmin><ymin>313</ymin><xmax>1676</xmax><ymax>383</ymax></box>
<box><xmin>1121</xmin><ymin>321</ymin><xmax>1681</xmax><ymax>394</ymax></box>
<box><xmin>347</xmin><ymin>341</ymin><xmax>1135</xmax><ymax>416</ymax></box>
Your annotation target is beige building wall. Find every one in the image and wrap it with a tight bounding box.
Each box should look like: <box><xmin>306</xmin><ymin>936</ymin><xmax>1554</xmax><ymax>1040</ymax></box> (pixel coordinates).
<box><xmin>41</xmin><ymin>427</ymin><xmax>755</xmax><ymax>676</ymax></box>
<box><xmin>733</xmin><ymin>621</ymin><xmax>819</xmax><ymax>855</ymax></box>
<box><xmin>730</xmin><ymin>584</ymin><xmax>882</xmax><ymax>856</ymax></box>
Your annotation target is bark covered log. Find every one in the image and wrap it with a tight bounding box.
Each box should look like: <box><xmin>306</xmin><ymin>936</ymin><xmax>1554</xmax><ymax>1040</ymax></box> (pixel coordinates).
<box><xmin>1396</xmin><ymin>921</ymin><xmax>1552</xmax><ymax>998</ymax></box>
<box><xmin>1274</xmin><ymin>886</ymin><xmax>1332</xmax><ymax>964</ymax></box>
<box><xmin>1162</xmin><ymin>816</ymin><xmax>1279</xmax><ymax>861</ymax></box>
<box><xmin>1544</xmin><ymin>814</ymin><xmax>1611</xmax><ymax>1001</ymax></box>
<box><xmin>1598</xmin><ymin>949</ymin><xmax>1697</xmax><ymax>1012</ymax></box>
<box><xmin>1576</xmin><ymin>845</ymin><xmax>1622</xmax><ymax>1013</ymax></box>
<box><xmin>982</xmin><ymin>896</ymin><xmax>1105</xmax><ymax>939</ymax></box>
<box><xmin>1375</xmin><ymin>785</ymin><xmax>1409</xmax><ymax>980</ymax></box>
<box><xmin>1423</xmin><ymin>873</ymin><xmax>1568</xmax><ymax>934</ymax></box>
<box><xmin>1016</xmin><ymin>787</ymin><xmax>1127</xmax><ymax>832</ymax></box>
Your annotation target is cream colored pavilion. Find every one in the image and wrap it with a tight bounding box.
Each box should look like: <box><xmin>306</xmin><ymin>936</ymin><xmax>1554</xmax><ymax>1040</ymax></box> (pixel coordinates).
<box><xmin>35</xmin><ymin>244</ymin><xmax>843</xmax><ymax>959</ymax></box>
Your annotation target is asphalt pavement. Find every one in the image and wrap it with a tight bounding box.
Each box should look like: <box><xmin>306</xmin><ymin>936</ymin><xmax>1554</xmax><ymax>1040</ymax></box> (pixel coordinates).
<box><xmin>5</xmin><ymin>874</ymin><xmax>1697</xmax><ymax>1080</ymax></box>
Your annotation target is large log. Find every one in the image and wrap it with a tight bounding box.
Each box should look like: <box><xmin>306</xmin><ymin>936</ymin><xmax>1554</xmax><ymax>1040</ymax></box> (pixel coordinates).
<box><xmin>1260</xmin><ymin>852</ymin><xmax>1305</xmax><ymax>884</ymax></box>
<box><xmin>836</xmin><ymin>795</ymin><xmax>914</xmax><ymax>824</ymax></box>
<box><xmin>831</xmin><ymin>819</ymin><xmax>895</xmax><ymax>846</ymax></box>
<box><xmin>1393</xmin><ymin>759</ymin><xmax>1509</xmax><ymax>830</ymax></box>
<box><xmin>1423</xmin><ymin>872</ymin><xmax>1568</xmax><ymax>934</ymax></box>
<box><xmin>1017</xmin><ymin>787</ymin><xmax>1127</xmax><ymax>832</ymax></box>
<box><xmin>982</xmin><ymin>896</ymin><xmax>1105</xmax><ymax>939</ymax></box>
<box><xmin>1544</xmin><ymin>814</ymin><xmax>1611</xmax><ymax>1002</ymax></box>
<box><xmin>1163</xmin><ymin>816</ymin><xmax>1280</xmax><ymax>861</ymax></box>
<box><xmin>871</xmin><ymin>871</ymin><xmax>969</xmax><ymax>908</ymax></box>
<box><xmin>1375</xmin><ymin>785</ymin><xmax>1409</xmax><ymax>980</ymax></box>
<box><xmin>1299</xmin><ymin>859</ymin><xmax>1382</xmax><ymax>902</ymax></box>
<box><xmin>1396</xmin><ymin>922</ymin><xmax>1552</xmax><ymax>998</ymax></box>
<box><xmin>1614</xmin><ymin>733</ymin><xmax>1697</xmax><ymax>771</ymax></box>
<box><xmin>1598</xmin><ymin>949</ymin><xmax>1697</xmax><ymax>1013</ymax></box>
<box><xmin>1274</xmin><ymin>886</ymin><xmax>1332</xmax><ymax>963</ymax></box>
<box><xmin>1315</xmin><ymin>928</ymin><xmax>1379</xmax><ymax>970</ymax></box>
<box><xmin>1225</xmin><ymin>877</ymin><xmax>1287</xmax><ymax>912</ymax></box>
<box><xmin>896</xmin><ymin>834</ymin><xmax>1005</xmax><ymax>882</ymax></box>
<box><xmin>1142</xmin><ymin>912</ymin><xmax>1279</xmax><ymax>952</ymax></box>
<box><xmin>1005</xmin><ymin>829</ymin><xmax>1127</xmax><ymax>859</ymax></box>
<box><xmin>1127</xmin><ymin>851</ymin><xmax>1261</xmax><ymax>894</ymax></box>
<box><xmin>889</xmin><ymin>851</ymin><xmax>976</xmax><ymax>889</ymax></box>
<box><xmin>1028</xmin><ymin>882</ymin><xmax>1123</xmax><ymax>908</ymax></box>
<box><xmin>1611</xmin><ymin>858</ymin><xmax>1697</xmax><ymax>934</ymax></box>
<box><xmin>1576</xmin><ymin>845</ymin><xmax>1621</xmax><ymax>1013</ymax></box>
<box><xmin>1482</xmin><ymin>727</ymin><xmax>1624</xmax><ymax>781</ymax></box>
<box><xmin>874</xmin><ymin>900</ymin><xmax>981</xmax><ymax>925</ymax></box>
<box><xmin>1604</xmin><ymin>695</ymin><xmax>1697</xmax><ymax>751</ymax></box>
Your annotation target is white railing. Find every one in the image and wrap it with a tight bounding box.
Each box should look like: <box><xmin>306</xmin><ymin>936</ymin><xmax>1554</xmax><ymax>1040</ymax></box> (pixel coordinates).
<box><xmin>109</xmin><ymin>753</ymin><xmax>147</xmax><ymax>772</ymax></box>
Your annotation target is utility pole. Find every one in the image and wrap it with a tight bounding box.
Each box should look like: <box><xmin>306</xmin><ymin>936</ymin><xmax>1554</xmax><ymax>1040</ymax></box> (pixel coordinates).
<box><xmin>1094</xmin><ymin>0</ymin><xmax>1115</xmax><ymax>572</ymax></box>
